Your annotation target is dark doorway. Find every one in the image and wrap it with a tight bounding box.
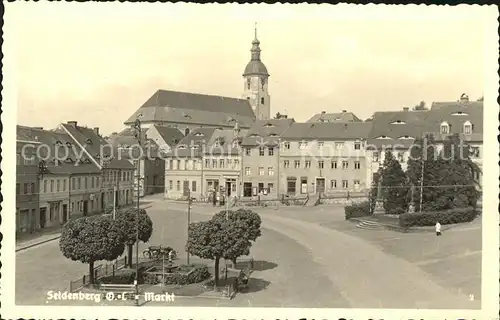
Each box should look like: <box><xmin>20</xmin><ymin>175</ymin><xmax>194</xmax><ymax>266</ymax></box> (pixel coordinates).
<box><xmin>101</xmin><ymin>193</ymin><xmax>105</xmax><ymax>210</ymax></box>
<box><xmin>226</xmin><ymin>181</ymin><xmax>232</xmax><ymax>197</ymax></box>
<box><xmin>62</xmin><ymin>204</ymin><xmax>68</xmax><ymax>223</ymax></box>
<box><xmin>183</xmin><ymin>180</ymin><xmax>189</xmax><ymax>196</ymax></box>
<box><xmin>83</xmin><ymin>201</ymin><xmax>88</xmax><ymax>216</ymax></box>
<box><xmin>114</xmin><ymin>190</ymin><xmax>119</xmax><ymax>208</ymax></box>
<box><xmin>243</xmin><ymin>182</ymin><xmax>252</xmax><ymax>197</ymax></box>
<box><xmin>39</xmin><ymin>207</ymin><xmax>47</xmax><ymax>228</ymax></box>
<box><xmin>316</xmin><ymin>178</ymin><xmax>325</xmax><ymax>194</ymax></box>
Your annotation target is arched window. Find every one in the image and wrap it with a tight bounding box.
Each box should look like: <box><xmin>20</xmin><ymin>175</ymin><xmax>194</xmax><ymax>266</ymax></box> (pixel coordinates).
<box><xmin>463</xmin><ymin>121</ymin><xmax>472</xmax><ymax>135</ymax></box>
<box><xmin>184</xmin><ymin>128</ymin><xmax>190</xmax><ymax>136</ymax></box>
<box><xmin>440</xmin><ymin>121</ymin><xmax>450</xmax><ymax>135</ymax></box>
<box><xmin>247</xmin><ymin>78</ymin><xmax>251</xmax><ymax>90</ymax></box>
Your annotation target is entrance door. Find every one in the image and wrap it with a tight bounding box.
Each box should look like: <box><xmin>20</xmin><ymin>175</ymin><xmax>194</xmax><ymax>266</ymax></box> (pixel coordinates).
<box><xmin>40</xmin><ymin>207</ymin><xmax>46</xmax><ymax>228</ymax></box>
<box><xmin>226</xmin><ymin>181</ymin><xmax>232</xmax><ymax>197</ymax></box>
<box><xmin>83</xmin><ymin>201</ymin><xmax>88</xmax><ymax>216</ymax></box>
<box><xmin>316</xmin><ymin>178</ymin><xmax>326</xmax><ymax>194</ymax></box>
<box><xmin>183</xmin><ymin>180</ymin><xmax>190</xmax><ymax>196</ymax></box>
<box><xmin>62</xmin><ymin>204</ymin><xmax>68</xmax><ymax>223</ymax></box>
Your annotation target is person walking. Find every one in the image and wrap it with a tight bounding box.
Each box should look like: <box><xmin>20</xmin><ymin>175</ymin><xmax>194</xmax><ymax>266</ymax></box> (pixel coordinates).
<box><xmin>435</xmin><ymin>221</ymin><xmax>442</xmax><ymax>236</ymax></box>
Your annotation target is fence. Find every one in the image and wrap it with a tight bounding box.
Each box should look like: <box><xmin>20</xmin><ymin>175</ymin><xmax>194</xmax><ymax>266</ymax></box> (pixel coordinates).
<box><xmin>69</xmin><ymin>256</ymin><xmax>128</xmax><ymax>292</ymax></box>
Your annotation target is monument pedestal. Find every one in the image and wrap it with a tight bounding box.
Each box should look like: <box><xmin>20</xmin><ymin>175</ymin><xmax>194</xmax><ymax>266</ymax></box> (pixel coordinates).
<box><xmin>373</xmin><ymin>199</ymin><xmax>385</xmax><ymax>215</ymax></box>
<box><xmin>408</xmin><ymin>203</ymin><xmax>415</xmax><ymax>213</ymax></box>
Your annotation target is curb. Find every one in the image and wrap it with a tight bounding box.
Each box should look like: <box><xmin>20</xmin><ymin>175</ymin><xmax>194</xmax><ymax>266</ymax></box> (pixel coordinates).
<box><xmin>348</xmin><ymin>217</ymin><xmax>478</xmax><ymax>234</ymax></box>
<box><xmin>15</xmin><ymin>235</ymin><xmax>61</xmax><ymax>252</ymax></box>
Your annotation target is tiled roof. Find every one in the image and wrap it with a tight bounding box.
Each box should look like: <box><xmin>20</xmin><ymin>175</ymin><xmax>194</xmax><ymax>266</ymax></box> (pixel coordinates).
<box><xmin>151</xmin><ymin>125</ymin><xmax>185</xmax><ymax>147</ymax></box>
<box><xmin>106</xmin><ymin>135</ymin><xmax>162</xmax><ymax>159</ymax></box>
<box><xmin>16</xmin><ymin>125</ymin><xmax>101</xmax><ymax>175</ymax></box>
<box><xmin>307</xmin><ymin>111</ymin><xmax>362</xmax><ymax>123</ymax></box>
<box><xmin>60</xmin><ymin>123</ymin><xmax>135</xmax><ymax>170</ymax></box>
<box><xmin>124</xmin><ymin>90</ymin><xmax>256</xmax><ymax>128</ymax></box>
<box><xmin>165</xmin><ymin>127</ymin><xmax>217</xmax><ymax>158</ymax></box>
<box><xmin>205</xmin><ymin>128</ymin><xmax>248</xmax><ymax>156</ymax></box>
<box><xmin>241</xmin><ymin>119</ymin><xmax>295</xmax><ymax>147</ymax></box>
<box><xmin>281</xmin><ymin>122</ymin><xmax>372</xmax><ymax>141</ymax></box>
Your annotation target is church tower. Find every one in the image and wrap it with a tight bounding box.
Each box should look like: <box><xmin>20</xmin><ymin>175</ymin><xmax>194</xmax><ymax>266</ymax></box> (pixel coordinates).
<box><xmin>242</xmin><ymin>24</ymin><xmax>271</xmax><ymax>120</ymax></box>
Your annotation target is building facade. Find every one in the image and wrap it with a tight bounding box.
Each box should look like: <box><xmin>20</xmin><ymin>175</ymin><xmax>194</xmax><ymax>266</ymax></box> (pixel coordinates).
<box><xmin>16</xmin><ymin>139</ymin><xmax>40</xmax><ymax>234</ymax></box>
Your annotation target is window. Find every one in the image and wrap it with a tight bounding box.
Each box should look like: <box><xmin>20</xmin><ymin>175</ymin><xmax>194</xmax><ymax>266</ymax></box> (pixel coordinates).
<box><xmin>185</xmin><ymin>128</ymin><xmax>190</xmax><ymax>136</ymax></box>
<box><xmin>192</xmin><ymin>181</ymin><xmax>197</xmax><ymax>192</ymax></box>
<box><xmin>259</xmin><ymin>147</ymin><xmax>265</xmax><ymax>156</ymax></box>
<box><xmin>91</xmin><ymin>177</ymin><xmax>94</xmax><ymax>188</ymax></box>
<box><xmin>50</xmin><ymin>180</ymin><xmax>54</xmax><ymax>193</ymax></box>
<box><xmin>169</xmin><ymin>180</ymin><xmax>173</xmax><ymax>190</ymax></box>
<box><xmin>353</xmin><ymin>180</ymin><xmax>360</xmax><ymax>189</ymax></box>
<box><xmin>267</xmin><ymin>183</ymin><xmax>273</xmax><ymax>192</ymax></box>
<box><xmin>469</xmin><ymin>146</ymin><xmax>480</xmax><ymax>158</ymax></box>
<box><xmin>397</xmin><ymin>152</ymin><xmax>404</xmax><ymax>162</ymax></box>
<box><xmin>335</xmin><ymin>142</ymin><xmax>344</xmax><ymax>149</ymax></box>
<box><xmin>342</xmin><ymin>161</ymin><xmax>348</xmax><ymax>169</ymax></box>
<box><xmin>354</xmin><ymin>161</ymin><xmax>361</xmax><ymax>169</ymax></box>
<box><xmin>44</xmin><ymin>180</ymin><xmax>48</xmax><ymax>193</ymax></box>
<box><xmin>268</xmin><ymin>167</ymin><xmax>274</xmax><ymax>176</ymax></box>
<box><xmin>283</xmin><ymin>160</ymin><xmax>290</xmax><ymax>168</ymax></box>
<box><xmin>56</xmin><ymin>179</ymin><xmax>60</xmax><ymax>192</ymax></box>
<box><xmin>205</xmin><ymin>159</ymin><xmax>210</xmax><ymax>168</ymax></box>
<box><xmin>227</xmin><ymin>159</ymin><xmax>232</xmax><ymax>168</ymax></box>
<box><xmin>464</xmin><ymin>121</ymin><xmax>472</xmax><ymax>135</ymax></box>
<box><xmin>305</xmin><ymin>160</ymin><xmax>311</xmax><ymax>168</ymax></box>
<box><xmin>96</xmin><ymin>177</ymin><xmax>100</xmax><ymax>186</ymax></box>
<box><xmin>245</xmin><ymin>148</ymin><xmax>251</xmax><ymax>156</ymax></box>
<box><xmin>63</xmin><ymin>179</ymin><xmax>66</xmax><ymax>192</ymax></box>
<box><xmin>299</xmin><ymin>142</ymin><xmax>308</xmax><ymax>149</ymax></box>
<box><xmin>318</xmin><ymin>161</ymin><xmax>324</xmax><ymax>169</ymax></box>
<box><xmin>284</xmin><ymin>142</ymin><xmax>290</xmax><ymax>150</ymax></box>
<box><xmin>259</xmin><ymin>167</ymin><xmax>264</xmax><ymax>176</ymax></box>
<box><xmin>169</xmin><ymin>160</ymin><xmax>173</xmax><ymax>169</ymax></box>
<box><xmin>331</xmin><ymin>161</ymin><xmax>337</xmax><ymax>169</ymax></box>
<box><xmin>373</xmin><ymin>152</ymin><xmax>379</xmax><ymax>162</ymax></box>
<box><xmin>354</xmin><ymin>141</ymin><xmax>361</xmax><ymax>150</ymax></box>
<box><xmin>268</xmin><ymin>147</ymin><xmax>274</xmax><ymax>156</ymax></box>
<box><xmin>245</xmin><ymin>167</ymin><xmax>251</xmax><ymax>176</ymax></box>
<box><xmin>77</xmin><ymin>178</ymin><xmax>81</xmax><ymax>189</ymax></box>
<box><xmin>234</xmin><ymin>159</ymin><xmax>240</xmax><ymax>168</ymax></box>
<box><xmin>31</xmin><ymin>182</ymin><xmax>35</xmax><ymax>194</ymax></box>
<box><xmin>176</xmin><ymin>181</ymin><xmax>180</xmax><ymax>191</ymax></box>
<box><xmin>287</xmin><ymin>180</ymin><xmax>296</xmax><ymax>194</ymax></box>
<box><xmin>261</xmin><ymin>97</ymin><xmax>265</xmax><ymax>104</ymax></box>
<box><xmin>440</xmin><ymin>122</ymin><xmax>450</xmax><ymax>135</ymax></box>
<box><xmin>16</xmin><ymin>183</ymin><xmax>20</xmax><ymax>195</ymax></box>
<box><xmin>24</xmin><ymin>183</ymin><xmax>28</xmax><ymax>194</ymax></box>
<box><xmin>212</xmin><ymin>159</ymin><xmax>217</xmax><ymax>168</ymax></box>
<box><xmin>342</xmin><ymin>180</ymin><xmax>349</xmax><ymax>188</ymax></box>
<box><xmin>317</xmin><ymin>142</ymin><xmax>324</xmax><ymax>149</ymax></box>
<box><xmin>294</xmin><ymin>160</ymin><xmax>300</xmax><ymax>168</ymax></box>
<box><xmin>331</xmin><ymin>180</ymin><xmax>337</xmax><ymax>188</ymax></box>
<box><xmin>218</xmin><ymin>159</ymin><xmax>224</xmax><ymax>169</ymax></box>
<box><xmin>84</xmin><ymin>177</ymin><xmax>88</xmax><ymax>189</ymax></box>
<box><xmin>176</xmin><ymin>160</ymin><xmax>181</xmax><ymax>170</ymax></box>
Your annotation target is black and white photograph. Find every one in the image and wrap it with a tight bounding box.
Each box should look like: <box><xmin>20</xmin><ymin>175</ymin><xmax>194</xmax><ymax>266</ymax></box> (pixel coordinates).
<box><xmin>2</xmin><ymin>2</ymin><xmax>499</xmax><ymax>319</ymax></box>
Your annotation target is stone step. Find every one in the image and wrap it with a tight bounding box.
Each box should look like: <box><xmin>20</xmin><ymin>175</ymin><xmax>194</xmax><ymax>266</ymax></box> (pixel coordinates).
<box><xmin>356</xmin><ymin>220</ymin><xmax>385</xmax><ymax>230</ymax></box>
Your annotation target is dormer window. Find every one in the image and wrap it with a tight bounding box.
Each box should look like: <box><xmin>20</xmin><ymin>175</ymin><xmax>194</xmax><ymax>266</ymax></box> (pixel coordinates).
<box><xmin>268</xmin><ymin>133</ymin><xmax>278</xmax><ymax>137</ymax></box>
<box><xmin>194</xmin><ymin>132</ymin><xmax>204</xmax><ymax>137</ymax></box>
<box><xmin>85</xmin><ymin>158</ymin><xmax>92</xmax><ymax>164</ymax></box>
<box><xmin>440</xmin><ymin>121</ymin><xmax>450</xmax><ymax>135</ymax></box>
<box><xmin>249</xmin><ymin>133</ymin><xmax>260</xmax><ymax>138</ymax></box>
<box><xmin>390</xmin><ymin>120</ymin><xmax>407</xmax><ymax>124</ymax></box>
<box><xmin>376</xmin><ymin>135</ymin><xmax>391</xmax><ymax>139</ymax></box>
<box><xmin>263</xmin><ymin>123</ymin><xmax>275</xmax><ymax>128</ymax></box>
<box><xmin>55</xmin><ymin>140</ymin><xmax>63</xmax><ymax>145</ymax></box>
<box><xmin>452</xmin><ymin>111</ymin><xmax>469</xmax><ymax>116</ymax></box>
<box><xmin>191</xmin><ymin>145</ymin><xmax>199</xmax><ymax>150</ymax></box>
<box><xmin>85</xmin><ymin>138</ymin><xmax>93</xmax><ymax>145</ymax></box>
<box><xmin>463</xmin><ymin>121</ymin><xmax>473</xmax><ymax>135</ymax></box>
<box><xmin>178</xmin><ymin>145</ymin><xmax>187</xmax><ymax>150</ymax></box>
<box><xmin>398</xmin><ymin>135</ymin><xmax>414</xmax><ymax>140</ymax></box>
<box><xmin>66</xmin><ymin>142</ymin><xmax>72</xmax><ymax>147</ymax></box>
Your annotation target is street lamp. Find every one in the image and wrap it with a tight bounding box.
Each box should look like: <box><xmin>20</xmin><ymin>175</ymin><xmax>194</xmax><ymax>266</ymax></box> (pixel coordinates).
<box><xmin>133</xmin><ymin>114</ymin><xmax>142</xmax><ymax>306</ymax></box>
<box><xmin>185</xmin><ymin>179</ymin><xmax>191</xmax><ymax>265</ymax></box>
<box><xmin>276</xmin><ymin>138</ymin><xmax>281</xmax><ymax>210</ymax></box>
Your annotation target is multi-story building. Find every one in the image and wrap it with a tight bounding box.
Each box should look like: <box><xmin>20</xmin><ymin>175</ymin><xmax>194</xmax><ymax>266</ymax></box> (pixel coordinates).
<box><xmin>15</xmin><ymin>136</ymin><xmax>40</xmax><ymax>235</ymax></box>
<box><xmin>57</xmin><ymin>121</ymin><xmax>135</xmax><ymax>209</ymax></box>
<box><xmin>107</xmin><ymin>129</ymin><xmax>166</xmax><ymax>197</ymax></box>
<box><xmin>306</xmin><ymin>110</ymin><xmax>362</xmax><ymax>123</ymax></box>
<box><xmin>365</xmin><ymin>94</ymin><xmax>483</xmax><ymax>188</ymax></box>
<box><xmin>240</xmin><ymin>119</ymin><xmax>294</xmax><ymax>198</ymax></box>
<box><xmin>279</xmin><ymin>122</ymin><xmax>373</xmax><ymax>197</ymax></box>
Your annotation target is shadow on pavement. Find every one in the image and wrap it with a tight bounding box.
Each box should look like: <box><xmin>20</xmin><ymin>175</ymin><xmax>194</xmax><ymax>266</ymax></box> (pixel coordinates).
<box><xmin>252</xmin><ymin>260</ymin><xmax>278</xmax><ymax>271</ymax></box>
<box><xmin>239</xmin><ymin>278</ymin><xmax>271</xmax><ymax>294</ymax></box>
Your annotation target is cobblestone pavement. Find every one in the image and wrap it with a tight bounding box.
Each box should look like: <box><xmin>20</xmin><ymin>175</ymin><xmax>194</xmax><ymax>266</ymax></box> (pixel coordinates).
<box><xmin>16</xmin><ymin>199</ymin><xmax>481</xmax><ymax>309</ymax></box>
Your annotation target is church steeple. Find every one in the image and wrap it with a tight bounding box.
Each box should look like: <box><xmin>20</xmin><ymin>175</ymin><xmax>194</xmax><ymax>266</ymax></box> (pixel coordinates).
<box><xmin>243</xmin><ymin>22</ymin><xmax>269</xmax><ymax>77</ymax></box>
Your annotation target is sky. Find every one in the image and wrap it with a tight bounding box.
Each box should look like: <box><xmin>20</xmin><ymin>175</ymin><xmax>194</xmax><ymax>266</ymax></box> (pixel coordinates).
<box><xmin>8</xmin><ymin>3</ymin><xmax>491</xmax><ymax>135</ymax></box>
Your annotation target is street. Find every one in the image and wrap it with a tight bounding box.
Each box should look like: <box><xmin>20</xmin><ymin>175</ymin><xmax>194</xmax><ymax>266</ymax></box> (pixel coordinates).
<box><xmin>16</xmin><ymin>197</ymin><xmax>481</xmax><ymax>308</ymax></box>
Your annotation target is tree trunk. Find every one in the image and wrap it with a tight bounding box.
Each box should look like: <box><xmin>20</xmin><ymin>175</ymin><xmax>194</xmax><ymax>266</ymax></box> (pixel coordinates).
<box><xmin>214</xmin><ymin>256</ymin><xmax>220</xmax><ymax>287</ymax></box>
<box><xmin>128</xmin><ymin>244</ymin><xmax>133</xmax><ymax>268</ymax></box>
<box><xmin>89</xmin><ymin>261</ymin><xmax>94</xmax><ymax>284</ymax></box>
<box><xmin>231</xmin><ymin>258</ymin><xmax>237</xmax><ymax>268</ymax></box>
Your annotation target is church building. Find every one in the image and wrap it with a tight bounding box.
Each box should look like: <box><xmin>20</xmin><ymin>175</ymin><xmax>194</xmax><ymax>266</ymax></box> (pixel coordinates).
<box><xmin>123</xmin><ymin>26</ymin><xmax>271</xmax><ymax>135</ymax></box>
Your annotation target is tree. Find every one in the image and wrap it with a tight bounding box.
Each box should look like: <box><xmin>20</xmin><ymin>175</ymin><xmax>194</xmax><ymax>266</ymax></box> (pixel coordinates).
<box><xmin>116</xmin><ymin>208</ymin><xmax>153</xmax><ymax>268</ymax></box>
<box><xmin>211</xmin><ymin>209</ymin><xmax>262</xmax><ymax>266</ymax></box>
<box><xmin>380</xmin><ymin>150</ymin><xmax>408</xmax><ymax>214</ymax></box>
<box><xmin>59</xmin><ymin>216</ymin><xmax>125</xmax><ymax>284</ymax></box>
<box><xmin>477</xmin><ymin>96</ymin><xmax>484</xmax><ymax>102</ymax></box>
<box><xmin>274</xmin><ymin>112</ymin><xmax>282</xmax><ymax>119</ymax></box>
<box><xmin>412</xmin><ymin>101</ymin><xmax>428</xmax><ymax>111</ymax></box>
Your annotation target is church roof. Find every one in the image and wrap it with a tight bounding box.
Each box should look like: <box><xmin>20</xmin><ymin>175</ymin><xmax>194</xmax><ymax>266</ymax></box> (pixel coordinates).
<box><xmin>243</xmin><ymin>60</ymin><xmax>269</xmax><ymax>77</ymax></box>
<box><xmin>124</xmin><ymin>90</ymin><xmax>255</xmax><ymax>128</ymax></box>
<box><xmin>307</xmin><ymin>111</ymin><xmax>362</xmax><ymax>123</ymax></box>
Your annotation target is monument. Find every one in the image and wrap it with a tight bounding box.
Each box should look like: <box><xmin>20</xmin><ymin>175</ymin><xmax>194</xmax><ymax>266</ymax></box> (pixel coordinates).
<box><xmin>408</xmin><ymin>185</ymin><xmax>415</xmax><ymax>213</ymax></box>
<box><xmin>373</xmin><ymin>179</ymin><xmax>385</xmax><ymax>215</ymax></box>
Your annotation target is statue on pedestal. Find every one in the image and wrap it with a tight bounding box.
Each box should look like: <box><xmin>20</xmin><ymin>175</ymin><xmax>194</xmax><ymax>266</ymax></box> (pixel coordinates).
<box><xmin>408</xmin><ymin>185</ymin><xmax>415</xmax><ymax>213</ymax></box>
<box><xmin>373</xmin><ymin>178</ymin><xmax>385</xmax><ymax>215</ymax></box>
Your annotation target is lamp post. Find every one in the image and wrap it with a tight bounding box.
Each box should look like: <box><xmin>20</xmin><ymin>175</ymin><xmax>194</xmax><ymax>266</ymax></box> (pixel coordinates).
<box><xmin>187</xmin><ymin>185</ymin><xmax>191</xmax><ymax>265</ymax></box>
<box><xmin>419</xmin><ymin>158</ymin><xmax>424</xmax><ymax>213</ymax></box>
<box><xmin>276</xmin><ymin>138</ymin><xmax>281</xmax><ymax>210</ymax></box>
<box><xmin>133</xmin><ymin>114</ymin><xmax>142</xmax><ymax>306</ymax></box>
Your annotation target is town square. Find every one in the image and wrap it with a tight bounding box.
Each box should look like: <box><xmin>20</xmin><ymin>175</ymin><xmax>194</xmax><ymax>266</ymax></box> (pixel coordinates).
<box><xmin>5</xmin><ymin>2</ymin><xmax>498</xmax><ymax>318</ymax></box>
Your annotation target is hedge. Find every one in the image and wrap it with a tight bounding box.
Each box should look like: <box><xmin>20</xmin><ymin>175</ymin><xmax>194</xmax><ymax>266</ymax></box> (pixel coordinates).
<box><xmin>399</xmin><ymin>207</ymin><xmax>478</xmax><ymax>228</ymax></box>
<box><xmin>144</xmin><ymin>264</ymin><xmax>211</xmax><ymax>285</ymax></box>
<box><xmin>344</xmin><ymin>201</ymin><xmax>371</xmax><ymax>220</ymax></box>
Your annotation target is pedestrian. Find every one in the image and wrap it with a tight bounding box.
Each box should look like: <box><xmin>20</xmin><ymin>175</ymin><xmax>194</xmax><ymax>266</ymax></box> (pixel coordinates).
<box><xmin>435</xmin><ymin>221</ymin><xmax>441</xmax><ymax>236</ymax></box>
<box><xmin>168</xmin><ymin>249</ymin><xmax>174</xmax><ymax>263</ymax></box>
<box><xmin>212</xmin><ymin>190</ymin><xmax>217</xmax><ymax>207</ymax></box>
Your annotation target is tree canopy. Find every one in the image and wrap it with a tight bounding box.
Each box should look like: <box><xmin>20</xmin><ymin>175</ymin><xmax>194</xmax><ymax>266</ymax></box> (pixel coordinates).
<box><xmin>116</xmin><ymin>208</ymin><xmax>153</xmax><ymax>267</ymax></box>
<box><xmin>380</xmin><ymin>150</ymin><xmax>408</xmax><ymax>214</ymax></box>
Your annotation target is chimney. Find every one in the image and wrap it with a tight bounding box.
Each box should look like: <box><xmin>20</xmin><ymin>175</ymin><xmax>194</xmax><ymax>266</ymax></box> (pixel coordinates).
<box><xmin>93</xmin><ymin>127</ymin><xmax>100</xmax><ymax>135</ymax></box>
<box><xmin>67</xmin><ymin>121</ymin><xmax>77</xmax><ymax>127</ymax></box>
<box><xmin>460</xmin><ymin>93</ymin><xmax>469</xmax><ymax>103</ymax></box>
<box><xmin>403</xmin><ymin>107</ymin><xmax>409</xmax><ymax>112</ymax></box>
<box><xmin>321</xmin><ymin>111</ymin><xmax>326</xmax><ymax>114</ymax></box>
<box><xmin>342</xmin><ymin>110</ymin><xmax>347</xmax><ymax>113</ymax></box>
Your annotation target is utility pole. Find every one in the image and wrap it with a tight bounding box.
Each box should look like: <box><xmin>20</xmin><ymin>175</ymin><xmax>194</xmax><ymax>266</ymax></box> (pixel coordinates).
<box><xmin>419</xmin><ymin>158</ymin><xmax>424</xmax><ymax>213</ymax></box>
<box><xmin>112</xmin><ymin>185</ymin><xmax>117</xmax><ymax>220</ymax></box>
<box><xmin>277</xmin><ymin>138</ymin><xmax>281</xmax><ymax>210</ymax></box>
<box><xmin>133</xmin><ymin>114</ymin><xmax>142</xmax><ymax>306</ymax></box>
<box><xmin>187</xmin><ymin>187</ymin><xmax>191</xmax><ymax>265</ymax></box>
